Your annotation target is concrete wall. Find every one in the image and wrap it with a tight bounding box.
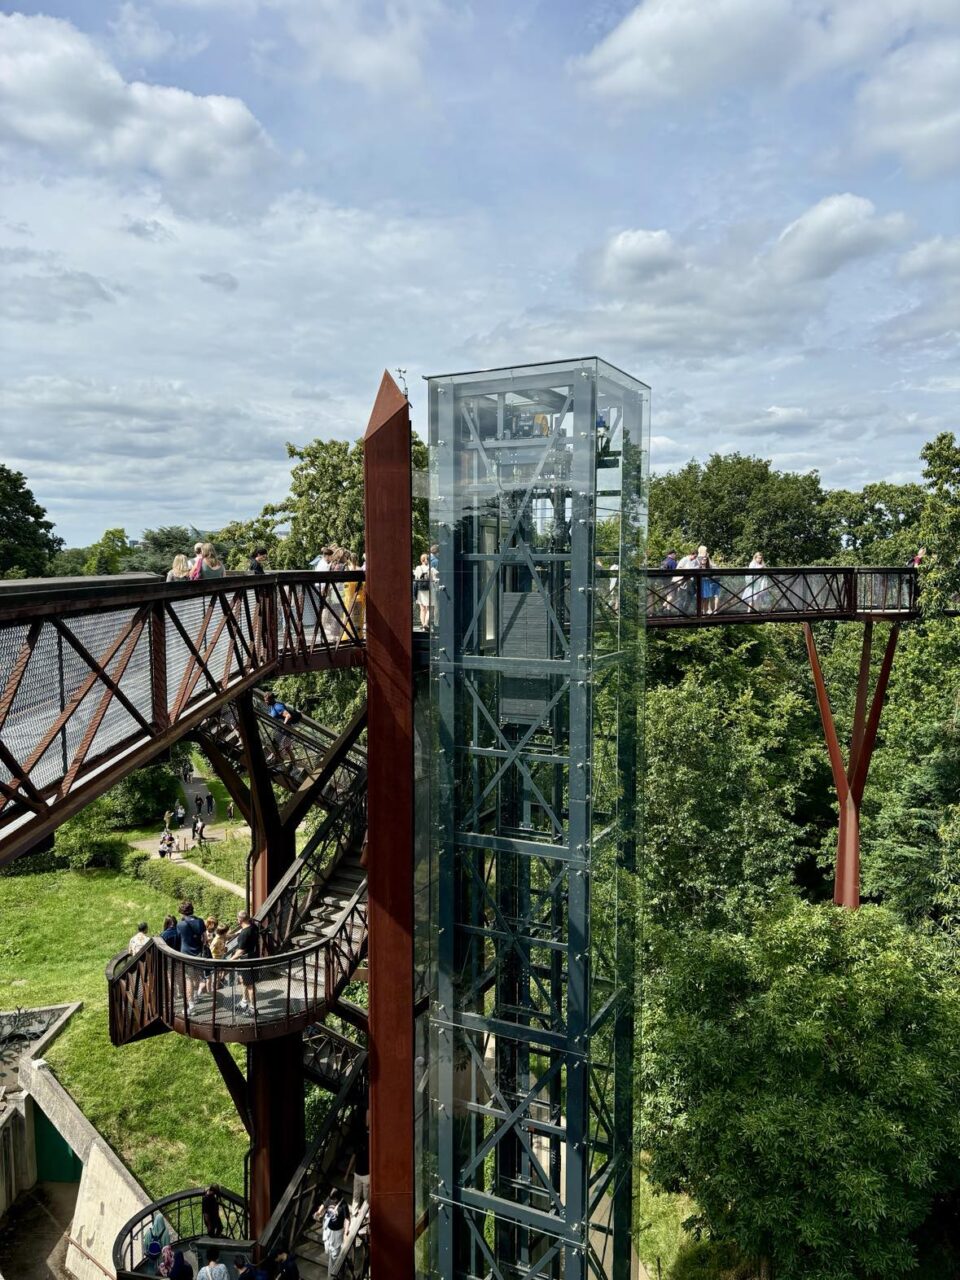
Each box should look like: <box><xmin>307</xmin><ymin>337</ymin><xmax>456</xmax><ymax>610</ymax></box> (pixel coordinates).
<box><xmin>15</xmin><ymin>1004</ymin><xmax>152</xmax><ymax>1280</ymax></box>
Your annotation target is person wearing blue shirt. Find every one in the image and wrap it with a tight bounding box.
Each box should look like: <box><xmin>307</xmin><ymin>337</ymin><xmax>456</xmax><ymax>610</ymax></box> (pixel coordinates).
<box><xmin>177</xmin><ymin>900</ymin><xmax>205</xmax><ymax>1016</ymax></box>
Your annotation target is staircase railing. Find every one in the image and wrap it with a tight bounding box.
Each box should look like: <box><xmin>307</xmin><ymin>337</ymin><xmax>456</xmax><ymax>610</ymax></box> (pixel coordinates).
<box><xmin>303</xmin><ymin>1023</ymin><xmax>366</xmax><ymax>1091</ymax></box>
<box><xmin>258</xmin><ymin>777</ymin><xmax>368</xmax><ymax>953</ymax></box>
<box><xmin>330</xmin><ymin>1199</ymin><xmax>370</xmax><ymax>1278</ymax></box>
<box><xmin>106</xmin><ymin>944</ymin><xmax>162</xmax><ymax>1046</ymax></box>
<box><xmin>112</xmin><ymin>1185</ymin><xmax>250</xmax><ymax>1276</ymax></box>
<box><xmin>259</xmin><ymin>1049</ymin><xmax>369</xmax><ymax>1261</ymax></box>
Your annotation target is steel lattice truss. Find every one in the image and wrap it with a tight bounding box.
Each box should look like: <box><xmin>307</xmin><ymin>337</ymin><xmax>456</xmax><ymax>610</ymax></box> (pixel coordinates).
<box><xmin>0</xmin><ymin>572</ymin><xmax>365</xmax><ymax>863</ymax></box>
<box><xmin>425</xmin><ymin>360</ymin><xmax>648</xmax><ymax>1280</ymax></box>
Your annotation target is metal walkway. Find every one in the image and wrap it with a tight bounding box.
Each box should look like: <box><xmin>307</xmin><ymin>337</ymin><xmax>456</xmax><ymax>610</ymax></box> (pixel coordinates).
<box><xmin>0</xmin><ymin>570</ymin><xmax>365</xmax><ymax>864</ymax></box>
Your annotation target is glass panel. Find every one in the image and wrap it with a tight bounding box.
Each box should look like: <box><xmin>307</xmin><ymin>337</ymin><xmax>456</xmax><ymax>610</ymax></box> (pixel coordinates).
<box><xmin>419</xmin><ymin>358</ymin><xmax>649</xmax><ymax>1279</ymax></box>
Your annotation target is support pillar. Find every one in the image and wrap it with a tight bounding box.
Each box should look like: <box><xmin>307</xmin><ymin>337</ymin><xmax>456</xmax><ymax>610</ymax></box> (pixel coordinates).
<box><xmin>248</xmin><ymin>1036</ymin><xmax>306</xmax><ymax>1238</ymax></box>
<box><xmin>364</xmin><ymin>371</ymin><xmax>415</xmax><ymax>1280</ymax></box>
<box><xmin>804</xmin><ymin>622</ymin><xmax>900</xmax><ymax>908</ymax></box>
<box><xmin>236</xmin><ymin>692</ymin><xmax>295</xmax><ymax>907</ymax></box>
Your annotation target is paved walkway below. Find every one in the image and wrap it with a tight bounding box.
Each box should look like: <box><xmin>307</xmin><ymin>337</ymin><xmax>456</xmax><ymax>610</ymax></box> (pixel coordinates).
<box><xmin>131</xmin><ymin>774</ymin><xmax>247</xmax><ymax>899</ymax></box>
<box><xmin>0</xmin><ymin>1181</ymin><xmax>78</xmax><ymax>1280</ymax></box>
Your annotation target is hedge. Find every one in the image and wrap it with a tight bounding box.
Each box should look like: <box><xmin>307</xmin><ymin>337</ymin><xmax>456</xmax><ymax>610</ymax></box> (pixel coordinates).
<box><xmin>120</xmin><ymin>847</ymin><xmax>244</xmax><ymax>923</ymax></box>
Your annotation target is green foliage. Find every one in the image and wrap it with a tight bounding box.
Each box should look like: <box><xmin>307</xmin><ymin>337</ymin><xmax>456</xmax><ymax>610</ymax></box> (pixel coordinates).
<box><xmin>648</xmin><ymin>454</ymin><xmax>833</xmax><ymax>566</ymax></box>
<box><xmin>125</xmin><ymin>851</ymin><xmax>243</xmax><ymax>923</ymax></box>
<box><xmin>668</xmin><ymin>1239</ymin><xmax>755</xmax><ymax>1280</ymax></box>
<box><xmin>0</xmin><ymin>464</ymin><xmax>62</xmax><ymax>577</ymax></box>
<box><xmin>0</xmin><ymin>869</ymin><xmax>246</xmax><ymax>1197</ymax></box>
<box><xmin>183</xmin><ymin>834</ymin><xmax>248</xmax><ymax>888</ymax></box>
<box><xmin>122</xmin><ymin>525</ymin><xmax>196</xmax><ymax>575</ymax></box>
<box><xmin>53</xmin><ymin>798</ymin><xmax>127</xmax><ymax>870</ymax></box>
<box><xmin>82</xmin><ymin>527</ymin><xmax>130</xmax><ymax>575</ymax></box>
<box><xmin>99</xmin><ymin>764</ymin><xmax>183</xmax><ymax>830</ymax></box>
<box><xmin>644</xmin><ymin>902</ymin><xmax>960</xmax><ymax>1280</ymax></box>
<box><xmin>919</xmin><ymin>431</ymin><xmax>960</xmax><ymax>613</ymax></box>
<box><xmin>823</xmin><ymin>482</ymin><xmax>924</xmax><ymax>565</ymax></box>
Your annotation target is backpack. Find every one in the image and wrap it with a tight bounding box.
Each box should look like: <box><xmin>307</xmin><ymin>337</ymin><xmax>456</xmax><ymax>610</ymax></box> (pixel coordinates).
<box><xmin>324</xmin><ymin>1200</ymin><xmax>347</xmax><ymax>1232</ymax></box>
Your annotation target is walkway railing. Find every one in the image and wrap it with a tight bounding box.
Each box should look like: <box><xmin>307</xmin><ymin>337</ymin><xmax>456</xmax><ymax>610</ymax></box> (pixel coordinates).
<box><xmin>331</xmin><ymin>1199</ymin><xmax>371</xmax><ymax>1278</ymax></box>
<box><xmin>259</xmin><ymin>780</ymin><xmax>367</xmax><ymax>952</ymax></box>
<box><xmin>112</xmin><ymin>1185</ymin><xmax>251</xmax><ymax>1277</ymax></box>
<box><xmin>303</xmin><ymin>1023</ymin><xmax>366</xmax><ymax>1090</ymax></box>
<box><xmin>0</xmin><ymin>570</ymin><xmax>364</xmax><ymax>863</ymax></box>
<box><xmin>646</xmin><ymin>566</ymin><xmax>918</xmax><ymax>626</ymax></box>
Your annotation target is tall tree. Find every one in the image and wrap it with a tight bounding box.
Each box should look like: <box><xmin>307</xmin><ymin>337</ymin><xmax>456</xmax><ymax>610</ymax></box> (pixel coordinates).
<box><xmin>644</xmin><ymin>903</ymin><xmax>960</xmax><ymax>1280</ymax></box>
<box><xmin>83</xmin><ymin>528</ymin><xmax>130</xmax><ymax>576</ymax></box>
<box><xmin>649</xmin><ymin>454</ymin><xmax>833</xmax><ymax>566</ymax></box>
<box><xmin>0</xmin><ymin>465</ymin><xmax>62</xmax><ymax>577</ymax></box>
<box><xmin>918</xmin><ymin>432</ymin><xmax>960</xmax><ymax>613</ymax></box>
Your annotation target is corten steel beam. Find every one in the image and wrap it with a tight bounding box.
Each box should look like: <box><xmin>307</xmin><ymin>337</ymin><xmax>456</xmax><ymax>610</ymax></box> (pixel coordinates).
<box><xmin>364</xmin><ymin>371</ymin><xmax>415</xmax><ymax>1280</ymax></box>
<box><xmin>192</xmin><ymin>730</ymin><xmax>254</xmax><ymax>828</ymax></box>
<box><xmin>235</xmin><ymin>692</ymin><xmax>295</xmax><ymax>909</ymax></box>
<box><xmin>804</xmin><ymin>622</ymin><xmax>900</xmax><ymax>909</ymax></box>
<box><xmin>279</xmin><ymin>701</ymin><xmax>368</xmax><ymax>832</ymax></box>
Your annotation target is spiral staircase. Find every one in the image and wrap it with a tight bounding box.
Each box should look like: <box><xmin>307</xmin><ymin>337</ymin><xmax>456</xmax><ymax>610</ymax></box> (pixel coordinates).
<box><xmin>107</xmin><ymin>701</ymin><xmax>372</xmax><ymax>1277</ymax></box>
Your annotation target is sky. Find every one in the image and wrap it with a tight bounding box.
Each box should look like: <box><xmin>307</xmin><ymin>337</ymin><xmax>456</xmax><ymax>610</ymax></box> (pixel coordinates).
<box><xmin>1</xmin><ymin>1</ymin><xmax>958</xmax><ymax>546</ymax></box>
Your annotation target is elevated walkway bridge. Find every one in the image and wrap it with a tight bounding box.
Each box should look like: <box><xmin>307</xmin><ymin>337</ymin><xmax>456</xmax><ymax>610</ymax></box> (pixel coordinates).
<box><xmin>0</xmin><ymin>561</ymin><xmax>923</xmax><ymax>1277</ymax></box>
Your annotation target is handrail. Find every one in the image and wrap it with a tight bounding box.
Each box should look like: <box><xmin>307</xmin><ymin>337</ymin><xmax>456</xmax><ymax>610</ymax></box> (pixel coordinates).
<box><xmin>258</xmin><ymin>776</ymin><xmax>367</xmax><ymax>952</ymax></box>
<box><xmin>112</xmin><ymin>1184</ymin><xmax>250</xmax><ymax>1273</ymax></box>
<box><xmin>259</xmin><ymin>1049</ymin><xmax>369</xmax><ymax>1259</ymax></box>
<box><xmin>330</xmin><ymin>1199</ymin><xmax>370</xmax><ymax>1278</ymax></box>
<box><xmin>646</xmin><ymin>565</ymin><xmax>918</xmax><ymax>627</ymax></box>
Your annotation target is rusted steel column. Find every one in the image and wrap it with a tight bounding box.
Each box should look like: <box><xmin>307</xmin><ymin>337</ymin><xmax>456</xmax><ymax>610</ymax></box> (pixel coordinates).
<box><xmin>235</xmin><ymin>692</ymin><xmax>295</xmax><ymax>908</ymax></box>
<box><xmin>248</xmin><ymin>1035</ymin><xmax>306</xmax><ymax>1239</ymax></box>
<box><xmin>804</xmin><ymin>622</ymin><xmax>900</xmax><ymax>910</ymax></box>
<box><xmin>364</xmin><ymin>371</ymin><xmax>415</xmax><ymax>1279</ymax></box>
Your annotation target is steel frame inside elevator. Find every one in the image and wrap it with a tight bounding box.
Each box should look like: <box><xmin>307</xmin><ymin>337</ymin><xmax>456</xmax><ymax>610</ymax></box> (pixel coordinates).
<box><xmin>421</xmin><ymin>358</ymin><xmax>650</xmax><ymax>1279</ymax></box>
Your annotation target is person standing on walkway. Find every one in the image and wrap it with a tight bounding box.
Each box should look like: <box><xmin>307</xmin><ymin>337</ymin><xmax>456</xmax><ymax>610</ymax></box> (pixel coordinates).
<box><xmin>317</xmin><ymin>1187</ymin><xmax>350</xmax><ymax>1266</ymax></box>
<box><xmin>200</xmin><ymin>1186</ymin><xmax>223</xmax><ymax>1238</ymax></box>
<box><xmin>194</xmin><ymin>792</ymin><xmax>203</xmax><ymax>817</ymax></box>
<box><xmin>178</xmin><ymin>901</ymin><xmax>206</xmax><ymax>1016</ymax></box>
<box><xmin>197</xmin><ymin>1245</ymin><xmax>228</xmax><ymax>1280</ymax></box>
<box><xmin>231</xmin><ymin>910</ymin><xmax>260</xmax><ymax>1013</ymax></box>
<box><xmin>197</xmin><ymin>543</ymin><xmax>225</xmax><ymax>580</ymax></box>
<box><xmin>226</xmin><ymin>800</ymin><xmax>235</xmax><ymax>821</ymax></box>
<box><xmin>166</xmin><ymin>554</ymin><xmax>192</xmax><ymax>584</ymax></box>
<box><xmin>206</xmin><ymin>792</ymin><xmax>214</xmax><ymax>816</ymax></box>
<box><xmin>247</xmin><ymin>547</ymin><xmax>268</xmax><ymax>574</ymax></box>
<box><xmin>174</xmin><ymin>801</ymin><xmax>185</xmax><ymax>829</ymax></box>
<box><xmin>128</xmin><ymin>922</ymin><xmax>150</xmax><ymax>956</ymax></box>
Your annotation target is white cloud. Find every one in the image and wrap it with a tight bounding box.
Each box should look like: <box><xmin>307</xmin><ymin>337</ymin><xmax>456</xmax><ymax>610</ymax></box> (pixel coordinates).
<box><xmin>899</xmin><ymin>235</ymin><xmax>960</xmax><ymax>279</ymax></box>
<box><xmin>0</xmin><ymin>12</ymin><xmax>274</xmax><ymax>189</ymax></box>
<box><xmin>856</xmin><ymin>39</ymin><xmax>960</xmax><ymax>178</ymax></box>
<box><xmin>768</xmin><ymin>194</ymin><xmax>907</xmax><ymax>283</ymax></box>
<box><xmin>259</xmin><ymin>0</ymin><xmax>451</xmax><ymax>93</ymax></box>
<box><xmin>573</xmin><ymin>0</ymin><xmax>960</xmax><ymax>103</ymax></box>
<box><xmin>108</xmin><ymin>3</ymin><xmax>208</xmax><ymax>64</ymax></box>
<box><xmin>598</xmin><ymin>228</ymin><xmax>681</xmax><ymax>287</ymax></box>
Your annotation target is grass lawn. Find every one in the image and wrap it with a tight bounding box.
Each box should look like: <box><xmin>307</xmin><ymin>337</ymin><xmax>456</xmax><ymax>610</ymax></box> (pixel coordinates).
<box><xmin>635</xmin><ymin>1161</ymin><xmax>694</xmax><ymax>1277</ymax></box>
<box><xmin>0</xmin><ymin>869</ymin><xmax>246</xmax><ymax>1198</ymax></box>
<box><xmin>183</xmin><ymin>834</ymin><xmax>247</xmax><ymax>888</ymax></box>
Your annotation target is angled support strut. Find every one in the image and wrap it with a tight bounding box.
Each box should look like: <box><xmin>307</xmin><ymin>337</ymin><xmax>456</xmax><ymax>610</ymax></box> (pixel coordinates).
<box><xmin>804</xmin><ymin>621</ymin><xmax>900</xmax><ymax>908</ymax></box>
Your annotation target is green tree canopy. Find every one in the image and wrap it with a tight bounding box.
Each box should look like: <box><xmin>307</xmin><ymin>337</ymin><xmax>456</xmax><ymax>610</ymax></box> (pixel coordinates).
<box><xmin>918</xmin><ymin>431</ymin><xmax>960</xmax><ymax>613</ymax></box>
<box><xmin>0</xmin><ymin>465</ymin><xmax>62</xmax><ymax>578</ymax></box>
<box><xmin>644</xmin><ymin>902</ymin><xmax>960</xmax><ymax>1280</ymax></box>
<box><xmin>649</xmin><ymin>454</ymin><xmax>832</xmax><ymax>567</ymax></box>
<box><xmin>82</xmin><ymin>527</ymin><xmax>130</xmax><ymax>576</ymax></box>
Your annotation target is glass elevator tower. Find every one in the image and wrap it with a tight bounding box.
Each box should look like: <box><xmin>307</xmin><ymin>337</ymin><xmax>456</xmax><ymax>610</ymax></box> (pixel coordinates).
<box><xmin>417</xmin><ymin>359</ymin><xmax>649</xmax><ymax>1279</ymax></box>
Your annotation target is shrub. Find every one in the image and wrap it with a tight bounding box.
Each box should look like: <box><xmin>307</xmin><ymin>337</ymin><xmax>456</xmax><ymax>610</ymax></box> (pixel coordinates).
<box><xmin>669</xmin><ymin>1240</ymin><xmax>755</xmax><ymax>1280</ymax></box>
<box><xmin>53</xmin><ymin>798</ymin><xmax>126</xmax><ymax>870</ymax></box>
<box><xmin>124</xmin><ymin>853</ymin><xmax>243</xmax><ymax>924</ymax></box>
